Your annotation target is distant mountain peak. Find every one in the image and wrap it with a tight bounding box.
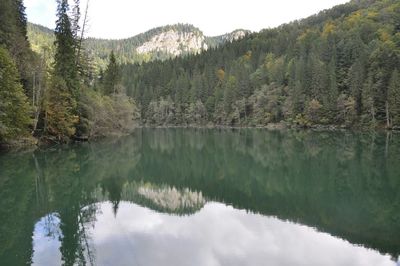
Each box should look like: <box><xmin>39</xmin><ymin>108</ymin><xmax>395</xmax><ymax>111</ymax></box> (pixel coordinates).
<box><xmin>136</xmin><ymin>29</ymin><xmax>208</xmax><ymax>57</ymax></box>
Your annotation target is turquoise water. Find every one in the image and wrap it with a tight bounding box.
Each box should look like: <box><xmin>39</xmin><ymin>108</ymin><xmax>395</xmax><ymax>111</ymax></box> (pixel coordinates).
<box><xmin>1</xmin><ymin>129</ymin><xmax>399</xmax><ymax>265</ymax></box>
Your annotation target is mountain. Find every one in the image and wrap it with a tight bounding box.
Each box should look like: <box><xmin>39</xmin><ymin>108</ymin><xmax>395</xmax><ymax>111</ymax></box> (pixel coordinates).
<box><xmin>27</xmin><ymin>23</ymin><xmax>249</xmax><ymax>69</ymax></box>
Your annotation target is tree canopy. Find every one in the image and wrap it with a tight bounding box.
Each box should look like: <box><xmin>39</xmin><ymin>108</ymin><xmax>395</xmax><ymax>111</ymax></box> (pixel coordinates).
<box><xmin>120</xmin><ymin>0</ymin><xmax>400</xmax><ymax>128</ymax></box>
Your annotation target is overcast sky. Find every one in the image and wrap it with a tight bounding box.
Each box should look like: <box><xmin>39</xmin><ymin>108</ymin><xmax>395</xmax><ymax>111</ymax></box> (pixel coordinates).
<box><xmin>25</xmin><ymin>0</ymin><xmax>350</xmax><ymax>39</ymax></box>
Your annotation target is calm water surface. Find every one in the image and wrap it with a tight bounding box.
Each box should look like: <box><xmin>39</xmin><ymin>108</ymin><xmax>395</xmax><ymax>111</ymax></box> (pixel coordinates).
<box><xmin>0</xmin><ymin>129</ymin><xmax>399</xmax><ymax>266</ymax></box>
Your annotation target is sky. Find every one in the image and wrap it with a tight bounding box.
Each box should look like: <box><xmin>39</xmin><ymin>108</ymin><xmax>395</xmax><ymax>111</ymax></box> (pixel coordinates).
<box><xmin>25</xmin><ymin>0</ymin><xmax>350</xmax><ymax>39</ymax></box>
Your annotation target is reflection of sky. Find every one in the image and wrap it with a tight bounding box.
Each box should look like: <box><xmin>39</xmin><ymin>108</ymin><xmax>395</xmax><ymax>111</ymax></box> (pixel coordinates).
<box><xmin>32</xmin><ymin>214</ymin><xmax>61</xmax><ymax>266</ymax></box>
<box><xmin>32</xmin><ymin>202</ymin><xmax>398</xmax><ymax>266</ymax></box>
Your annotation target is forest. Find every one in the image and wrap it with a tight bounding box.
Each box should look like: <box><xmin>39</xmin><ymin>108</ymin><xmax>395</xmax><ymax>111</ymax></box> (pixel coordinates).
<box><xmin>0</xmin><ymin>0</ymin><xmax>400</xmax><ymax>146</ymax></box>
<box><xmin>121</xmin><ymin>0</ymin><xmax>400</xmax><ymax>128</ymax></box>
<box><xmin>0</xmin><ymin>0</ymin><xmax>139</xmax><ymax>146</ymax></box>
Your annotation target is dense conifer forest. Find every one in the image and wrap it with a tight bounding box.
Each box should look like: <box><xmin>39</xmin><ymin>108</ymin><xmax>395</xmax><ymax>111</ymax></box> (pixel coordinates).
<box><xmin>121</xmin><ymin>0</ymin><xmax>400</xmax><ymax>127</ymax></box>
<box><xmin>0</xmin><ymin>0</ymin><xmax>399</xmax><ymax>146</ymax></box>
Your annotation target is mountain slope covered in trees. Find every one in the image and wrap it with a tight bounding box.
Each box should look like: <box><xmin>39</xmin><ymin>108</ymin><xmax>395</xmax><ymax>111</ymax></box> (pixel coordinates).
<box><xmin>121</xmin><ymin>0</ymin><xmax>400</xmax><ymax>128</ymax></box>
<box><xmin>28</xmin><ymin>22</ymin><xmax>250</xmax><ymax>70</ymax></box>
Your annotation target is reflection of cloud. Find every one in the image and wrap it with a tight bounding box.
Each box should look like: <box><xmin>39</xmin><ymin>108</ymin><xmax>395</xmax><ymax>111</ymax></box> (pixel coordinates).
<box><xmin>32</xmin><ymin>203</ymin><xmax>397</xmax><ymax>266</ymax></box>
<box><xmin>32</xmin><ymin>213</ymin><xmax>61</xmax><ymax>266</ymax></box>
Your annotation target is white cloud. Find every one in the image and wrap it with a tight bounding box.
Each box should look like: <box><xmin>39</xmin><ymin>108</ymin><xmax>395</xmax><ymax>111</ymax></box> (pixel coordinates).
<box><xmin>25</xmin><ymin>0</ymin><xmax>350</xmax><ymax>39</ymax></box>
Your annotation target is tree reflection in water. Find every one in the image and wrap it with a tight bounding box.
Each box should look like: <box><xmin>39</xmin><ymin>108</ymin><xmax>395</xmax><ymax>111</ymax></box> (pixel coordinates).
<box><xmin>0</xmin><ymin>129</ymin><xmax>399</xmax><ymax>265</ymax></box>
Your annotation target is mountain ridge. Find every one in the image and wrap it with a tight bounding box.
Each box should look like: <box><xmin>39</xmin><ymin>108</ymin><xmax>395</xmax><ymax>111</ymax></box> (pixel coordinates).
<box><xmin>27</xmin><ymin>22</ymin><xmax>250</xmax><ymax>69</ymax></box>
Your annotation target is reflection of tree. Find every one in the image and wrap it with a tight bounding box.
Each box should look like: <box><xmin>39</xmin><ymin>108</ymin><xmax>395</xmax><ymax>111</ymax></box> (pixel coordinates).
<box><xmin>135</xmin><ymin>129</ymin><xmax>400</xmax><ymax>257</ymax></box>
<box><xmin>37</xmin><ymin>129</ymin><xmax>400</xmax><ymax>258</ymax></box>
<box><xmin>34</xmin><ymin>148</ymin><xmax>98</xmax><ymax>266</ymax></box>
<box><xmin>79</xmin><ymin>204</ymin><xmax>98</xmax><ymax>266</ymax></box>
<box><xmin>43</xmin><ymin>214</ymin><xmax>60</xmax><ymax>239</ymax></box>
<box><xmin>0</xmin><ymin>152</ymin><xmax>36</xmax><ymax>265</ymax></box>
<box><xmin>102</xmin><ymin>176</ymin><xmax>124</xmax><ymax>216</ymax></box>
<box><xmin>1</xmin><ymin>129</ymin><xmax>399</xmax><ymax>262</ymax></box>
<box><xmin>58</xmin><ymin>207</ymin><xmax>82</xmax><ymax>266</ymax></box>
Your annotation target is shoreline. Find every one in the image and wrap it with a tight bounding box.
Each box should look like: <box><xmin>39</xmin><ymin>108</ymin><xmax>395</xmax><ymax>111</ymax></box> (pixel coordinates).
<box><xmin>140</xmin><ymin>122</ymin><xmax>400</xmax><ymax>132</ymax></box>
<box><xmin>1</xmin><ymin>123</ymin><xmax>399</xmax><ymax>152</ymax></box>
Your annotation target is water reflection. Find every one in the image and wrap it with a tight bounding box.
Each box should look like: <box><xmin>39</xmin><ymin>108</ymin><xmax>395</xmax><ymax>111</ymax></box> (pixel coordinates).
<box><xmin>32</xmin><ymin>202</ymin><xmax>396</xmax><ymax>266</ymax></box>
<box><xmin>0</xmin><ymin>129</ymin><xmax>399</xmax><ymax>265</ymax></box>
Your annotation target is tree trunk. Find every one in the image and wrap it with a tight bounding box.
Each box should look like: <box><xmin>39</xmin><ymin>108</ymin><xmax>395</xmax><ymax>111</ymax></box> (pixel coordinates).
<box><xmin>386</xmin><ymin>100</ymin><xmax>390</xmax><ymax>128</ymax></box>
<box><xmin>76</xmin><ymin>0</ymin><xmax>90</xmax><ymax>64</ymax></box>
<box><xmin>385</xmin><ymin>131</ymin><xmax>390</xmax><ymax>158</ymax></box>
<box><xmin>371</xmin><ymin>105</ymin><xmax>375</xmax><ymax>123</ymax></box>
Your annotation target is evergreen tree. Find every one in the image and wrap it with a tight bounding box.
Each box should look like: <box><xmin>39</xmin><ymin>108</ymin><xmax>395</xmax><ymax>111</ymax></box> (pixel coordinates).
<box><xmin>348</xmin><ymin>59</ymin><xmax>365</xmax><ymax>116</ymax></box>
<box><xmin>309</xmin><ymin>53</ymin><xmax>326</xmax><ymax>101</ymax></box>
<box><xmin>325</xmin><ymin>57</ymin><xmax>339</xmax><ymax>121</ymax></box>
<box><xmin>0</xmin><ymin>47</ymin><xmax>31</xmax><ymax>141</ymax></box>
<box><xmin>0</xmin><ymin>0</ymin><xmax>32</xmax><ymax>92</ymax></box>
<box><xmin>54</xmin><ymin>0</ymin><xmax>78</xmax><ymax>97</ymax></box>
<box><xmin>16</xmin><ymin>0</ymin><xmax>28</xmax><ymax>40</ymax></box>
<box><xmin>44</xmin><ymin>0</ymin><xmax>80</xmax><ymax>140</ymax></box>
<box><xmin>292</xmin><ymin>58</ymin><xmax>306</xmax><ymax>114</ymax></box>
<box><xmin>362</xmin><ymin>75</ymin><xmax>376</xmax><ymax>126</ymax></box>
<box><xmin>388</xmin><ymin>69</ymin><xmax>400</xmax><ymax>127</ymax></box>
<box><xmin>223</xmin><ymin>76</ymin><xmax>238</xmax><ymax>116</ymax></box>
<box><xmin>103</xmin><ymin>51</ymin><xmax>120</xmax><ymax>95</ymax></box>
<box><xmin>45</xmin><ymin>77</ymin><xmax>78</xmax><ymax>140</ymax></box>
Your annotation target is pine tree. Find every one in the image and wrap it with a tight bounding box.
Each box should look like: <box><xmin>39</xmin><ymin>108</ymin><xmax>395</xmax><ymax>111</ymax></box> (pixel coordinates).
<box><xmin>103</xmin><ymin>51</ymin><xmax>120</xmax><ymax>95</ymax></box>
<box><xmin>45</xmin><ymin>77</ymin><xmax>78</xmax><ymax>140</ymax></box>
<box><xmin>54</xmin><ymin>0</ymin><xmax>78</xmax><ymax>97</ymax></box>
<box><xmin>372</xmin><ymin>69</ymin><xmax>387</xmax><ymax>124</ymax></box>
<box><xmin>15</xmin><ymin>0</ymin><xmax>27</xmax><ymax>39</ymax></box>
<box><xmin>223</xmin><ymin>76</ymin><xmax>238</xmax><ymax>116</ymax></box>
<box><xmin>0</xmin><ymin>0</ymin><xmax>32</xmax><ymax>91</ymax></box>
<box><xmin>45</xmin><ymin>0</ymin><xmax>79</xmax><ymax>140</ymax></box>
<box><xmin>362</xmin><ymin>75</ymin><xmax>375</xmax><ymax>126</ymax></box>
<box><xmin>292</xmin><ymin>58</ymin><xmax>306</xmax><ymax>115</ymax></box>
<box><xmin>309</xmin><ymin>53</ymin><xmax>326</xmax><ymax>101</ymax></box>
<box><xmin>325</xmin><ymin>57</ymin><xmax>338</xmax><ymax>121</ymax></box>
<box><xmin>348</xmin><ymin>58</ymin><xmax>365</xmax><ymax>116</ymax></box>
<box><xmin>0</xmin><ymin>47</ymin><xmax>31</xmax><ymax>141</ymax></box>
<box><xmin>388</xmin><ymin>69</ymin><xmax>400</xmax><ymax>127</ymax></box>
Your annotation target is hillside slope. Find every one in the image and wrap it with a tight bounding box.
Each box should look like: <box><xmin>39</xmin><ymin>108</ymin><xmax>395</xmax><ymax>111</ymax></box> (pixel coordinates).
<box><xmin>27</xmin><ymin>23</ymin><xmax>249</xmax><ymax>69</ymax></box>
<box><xmin>120</xmin><ymin>0</ymin><xmax>400</xmax><ymax>128</ymax></box>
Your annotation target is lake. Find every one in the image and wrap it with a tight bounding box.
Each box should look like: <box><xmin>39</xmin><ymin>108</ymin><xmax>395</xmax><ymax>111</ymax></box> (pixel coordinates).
<box><xmin>0</xmin><ymin>129</ymin><xmax>399</xmax><ymax>266</ymax></box>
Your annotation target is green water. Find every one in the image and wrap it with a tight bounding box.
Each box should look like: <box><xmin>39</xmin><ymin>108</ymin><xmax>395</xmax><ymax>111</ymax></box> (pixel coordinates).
<box><xmin>0</xmin><ymin>129</ymin><xmax>399</xmax><ymax>265</ymax></box>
